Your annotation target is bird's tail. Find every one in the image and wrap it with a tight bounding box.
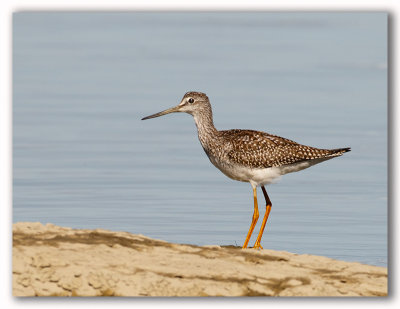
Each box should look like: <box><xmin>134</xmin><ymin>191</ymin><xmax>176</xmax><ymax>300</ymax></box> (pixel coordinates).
<box><xmin>328</xmin><ymin>147</ymin><xmax>351</xmax><ymax>157</ymax></box>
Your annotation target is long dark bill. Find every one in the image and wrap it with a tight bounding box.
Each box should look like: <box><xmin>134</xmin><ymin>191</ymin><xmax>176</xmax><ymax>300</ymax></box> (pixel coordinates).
<box><xmin>141</xmin><ymin>105</ymin><xmax>180</xmax><ymax>120</ymax></box>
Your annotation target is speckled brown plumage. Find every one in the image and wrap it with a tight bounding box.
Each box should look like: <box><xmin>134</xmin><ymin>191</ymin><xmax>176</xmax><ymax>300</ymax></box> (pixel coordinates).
<box><xmin>221</xmin><ymin>129</ymin><xmax>350</xmax><ymax>169</ymax></box>
<box><xmin>185</xmin><ymin>91</ymin><xmax>350</xmax><ymax>171</ymax></box>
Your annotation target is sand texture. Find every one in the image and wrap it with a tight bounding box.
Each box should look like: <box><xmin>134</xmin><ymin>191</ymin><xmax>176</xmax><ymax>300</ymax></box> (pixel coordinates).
<box><xmin>12</xmin><ymin>222</ymin><xmax>387</xmax><ymax>297</ymax></box>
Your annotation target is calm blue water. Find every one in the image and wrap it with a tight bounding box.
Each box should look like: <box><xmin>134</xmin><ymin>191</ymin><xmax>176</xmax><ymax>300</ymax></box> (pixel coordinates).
<box><xmin>13</xmin><ymin>12</ymin><xmax>387</xmax><ymax>266</ymax></box>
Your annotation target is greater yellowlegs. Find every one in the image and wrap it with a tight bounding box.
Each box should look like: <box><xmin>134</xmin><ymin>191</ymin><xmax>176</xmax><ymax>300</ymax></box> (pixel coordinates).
<box><xmin>142</xmin><ymin>91</ymin><xmax>350</xmax><ymax>249</ymax></box>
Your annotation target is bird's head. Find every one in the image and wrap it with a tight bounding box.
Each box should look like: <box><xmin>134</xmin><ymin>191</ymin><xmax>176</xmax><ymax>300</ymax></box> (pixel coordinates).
<box><xmin>141</xmin><ymin>91</ymin><xmax>210</xmax><ymax>120</ymax></box>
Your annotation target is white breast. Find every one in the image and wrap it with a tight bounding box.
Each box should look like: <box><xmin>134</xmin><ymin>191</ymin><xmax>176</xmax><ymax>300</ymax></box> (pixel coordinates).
<box><xmin>208</xmin><ymin>156</ymin><xmax>333</xmax><ymax>187</ymax></box>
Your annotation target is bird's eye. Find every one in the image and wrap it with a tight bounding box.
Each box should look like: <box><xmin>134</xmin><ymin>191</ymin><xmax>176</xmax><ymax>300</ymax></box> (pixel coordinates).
<box><xmin>188</xmin><ymin>98</ymin><xmax>194</xmax><ymax>104</ymax></box>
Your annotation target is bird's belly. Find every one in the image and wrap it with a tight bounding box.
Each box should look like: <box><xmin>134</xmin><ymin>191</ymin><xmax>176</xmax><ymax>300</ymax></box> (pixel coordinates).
<box><xmin>208</xmin><ymin>156</ymin><xmax>332</xmax><ymax>186</ymax></box>
<box><xmin>208</xmin><ymin>156</ymin><xmax>282</xmax><ymax>185</ymax></box>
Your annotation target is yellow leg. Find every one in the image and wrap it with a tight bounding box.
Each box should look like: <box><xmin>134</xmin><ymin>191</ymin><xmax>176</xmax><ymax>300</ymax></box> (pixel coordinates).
<box><xmin>253</xmin><ymin>185</ymin><xmax>272</xmax><ymax>249</ymax></box>
<box><xmin>242</xmin><ymin>187</ymin><xmax>259</xmax><ymax>249</ymax></box>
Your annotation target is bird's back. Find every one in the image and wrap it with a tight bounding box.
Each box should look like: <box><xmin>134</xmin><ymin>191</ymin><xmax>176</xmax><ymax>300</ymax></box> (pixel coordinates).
<box><xmin>219</xmin><ymin>129</ymin><xmax>350</xmax><ymax>169</ymax></box>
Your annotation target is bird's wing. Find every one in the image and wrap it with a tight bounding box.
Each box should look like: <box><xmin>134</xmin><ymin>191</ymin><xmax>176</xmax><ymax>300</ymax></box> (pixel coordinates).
<box><xmin>222</xmin><ymin>129</ymin><xmax>336</xmax><ymax>168</ymax></box>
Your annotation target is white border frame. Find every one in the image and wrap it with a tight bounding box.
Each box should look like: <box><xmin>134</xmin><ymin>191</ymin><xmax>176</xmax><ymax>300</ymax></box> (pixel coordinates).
<box><xmin>1</xmin><ymin>1</ymin><xmax>396</xmax><ymax>307</ymax></box>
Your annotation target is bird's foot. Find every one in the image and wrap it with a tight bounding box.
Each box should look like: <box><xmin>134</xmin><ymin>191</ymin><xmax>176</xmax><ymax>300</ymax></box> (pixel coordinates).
<box><xmin>253</xmin><ymin>241</ymin><xmax>263</xmax><ymax>250</ymax></box>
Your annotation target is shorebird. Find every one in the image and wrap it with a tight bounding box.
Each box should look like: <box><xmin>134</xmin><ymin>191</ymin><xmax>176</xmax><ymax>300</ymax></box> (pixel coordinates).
<box><xmin>142</xmin><ymin>91</ymin><xmax>350</xmax><ymax>249</ymax></box>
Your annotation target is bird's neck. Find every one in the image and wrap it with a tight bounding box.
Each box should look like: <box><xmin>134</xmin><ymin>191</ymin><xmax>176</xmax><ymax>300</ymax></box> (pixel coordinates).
<box><xmin>193</xmin><ymin>107</ymin><xmax>218</xmax><ymax>147</ymax></box>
